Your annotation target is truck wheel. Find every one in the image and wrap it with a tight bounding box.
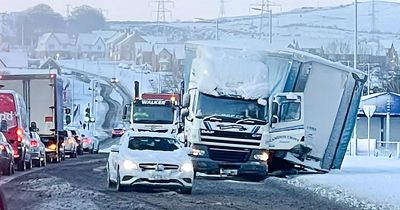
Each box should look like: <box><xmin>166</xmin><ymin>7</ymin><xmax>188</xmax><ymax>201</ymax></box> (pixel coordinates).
<box><xmin>180</xmin><ymin>187</ymin><xmax>192</xmax><ymax>195</ymax></box>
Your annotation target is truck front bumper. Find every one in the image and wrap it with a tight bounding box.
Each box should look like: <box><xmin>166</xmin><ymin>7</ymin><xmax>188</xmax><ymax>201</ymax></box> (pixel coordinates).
<box><xmin>192</xmin><ymin>157</ymin><xmax>268</xmax><ymax>177</ymax></box>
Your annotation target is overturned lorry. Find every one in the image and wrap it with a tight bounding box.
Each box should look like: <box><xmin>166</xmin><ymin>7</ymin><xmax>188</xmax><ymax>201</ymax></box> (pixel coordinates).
<box><xmin>181</xmin><ymin>40</ymin><xmax>366</xmax><ymax>178</ymax></box>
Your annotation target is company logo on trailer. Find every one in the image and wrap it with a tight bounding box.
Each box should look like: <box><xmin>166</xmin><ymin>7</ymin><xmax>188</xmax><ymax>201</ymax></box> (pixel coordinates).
<box><xmin>0</xmin><ymin>111</ymin><xmax>14</xmax><ymax>121</ymax></box>
<box><xmin>141</xmin><ymin>100</ymin><xmax>166</xmax><ymax>105</ymax></box>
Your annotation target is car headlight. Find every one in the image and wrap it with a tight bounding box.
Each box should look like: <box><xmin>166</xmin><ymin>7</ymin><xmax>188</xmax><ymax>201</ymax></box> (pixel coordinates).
<box><xmin>171</xmin><ymin>129</ymin><xmax>177</xmax><ymax>134</ymax></box>
<box><xmin>253</xmin><ymin>152</ymin><xmax>269</xmax><ymax>162</ymax></box>
<box><xmin>191</xmin><ymin>148</ymin><xmax>206</xmax><ymax>156</ymax></box>
<box><xmin>181</xmin><ymin>162</ymin><xmax>193</xmax><ymax>172</ymax></box>
<box><xmin>123</xmin><ymin>160</ymin><xmax>138</xmax><ymax>170</ymax></box>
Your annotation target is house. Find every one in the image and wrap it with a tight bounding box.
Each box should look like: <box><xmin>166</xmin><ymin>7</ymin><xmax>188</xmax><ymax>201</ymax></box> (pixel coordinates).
<box><xmin>106</xmin><ymin>32</ymin><xmax>127</xmax><ymax>60</ymax></box>
<box><xmin>76</xmin><ymin>33</ymin><xmax>106</xmax><ymax>59</ymax></box>
<box><xmin>114</xmin><ymin>33</ymin><xmax>147</xmax><ymax>61</ymax></box>
<box><xmin>0</xmin><ymin>51</ymin><xmax>28</xmax><ymax>68</ymax></box>
<box><xmin>134</xmin><ymin>42</ymin><xmax>153</xmax><ymax>65</ymax></box>
<box><xmin>355</xmin><ymin>92</ymin><xmax>400</xmax><ymax>144</ymax></box>
<box><xmin>151</xmin><ymin>43</ymin><xmax>185</xmax><ymax>73</ymax></box>
<box><xmin>92</xmin><ymin>30</ymin><xmax>119</xmax><ymax>41</ymax></box>
<box><xmin>35</xmin><ymin>33</ymin><xmax>76</xmax><ymax>59</ymax></box>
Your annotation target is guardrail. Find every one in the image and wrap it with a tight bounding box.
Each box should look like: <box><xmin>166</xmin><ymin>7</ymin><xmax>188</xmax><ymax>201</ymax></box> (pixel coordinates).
<box><xmin>346</xmin><ymin>139</ymin><xmax>400</xmax><ymax>158</ymax></box>
<box><xmin>376</xmin><ymin>141</ymin><xmax>400</xmax><ymax>158</ymax></box>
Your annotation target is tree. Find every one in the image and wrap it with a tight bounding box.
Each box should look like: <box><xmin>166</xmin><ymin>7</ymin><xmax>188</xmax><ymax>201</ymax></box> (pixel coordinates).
<box><xmin>16</xmin><ymin>4</ymin><xmax>65</xmax><ymax>47</ymax></box>
<box><xmin>69</xmin><ymin>5</ymin><xmax>106</xmax><ymax>33</ymax></box>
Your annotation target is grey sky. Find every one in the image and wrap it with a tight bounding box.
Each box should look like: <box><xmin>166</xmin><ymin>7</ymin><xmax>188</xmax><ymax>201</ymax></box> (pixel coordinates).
<box><xmin>0</xmin><ymin>0</ymin><xmax>391</xmax><ymax>21</ymax></box>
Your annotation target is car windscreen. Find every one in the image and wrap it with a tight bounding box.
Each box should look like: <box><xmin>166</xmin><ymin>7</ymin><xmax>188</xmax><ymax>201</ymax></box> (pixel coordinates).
<box><xmin>128</xmin><ymin>137</ymin><xmax>179</xmax><ymax>151</ymax></box>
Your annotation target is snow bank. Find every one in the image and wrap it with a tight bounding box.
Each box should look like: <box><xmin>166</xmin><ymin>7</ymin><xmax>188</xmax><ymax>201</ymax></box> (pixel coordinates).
<box><xmin>288</xmin><ymin>156</ymin><xmax>400</xmax><ymax>209</ymax></box>
<box><xmin>191</xmin><ymin>45</ymin><xmax>291</xmax><ymax>99</ymax></box>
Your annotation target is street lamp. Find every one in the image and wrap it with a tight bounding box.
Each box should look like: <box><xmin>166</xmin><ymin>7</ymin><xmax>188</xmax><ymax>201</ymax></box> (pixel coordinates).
<box><xmin>354</xmin><ymin>0</ymin><xmax>358</xmax><ymax>71</ymax></box>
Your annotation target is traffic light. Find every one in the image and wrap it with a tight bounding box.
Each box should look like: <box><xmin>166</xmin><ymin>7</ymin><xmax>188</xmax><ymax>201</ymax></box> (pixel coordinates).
<box><xmin>84</xmin><ymin>107</ymin><xmax>90</xmax><ymax>122</ymax></box>
<box><xmin>65</xmin><ymin>108</ymin><xmax>71</xmax><ymax>125</ymax></box>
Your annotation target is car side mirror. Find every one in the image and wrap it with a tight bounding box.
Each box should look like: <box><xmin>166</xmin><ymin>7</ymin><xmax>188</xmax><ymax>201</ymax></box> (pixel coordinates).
<box><xmin>182</xmin><ymin>93</ymin><xmax>190</xmax><ymax>108</ymax></box>
<box><xmin>0</xmin><ymin>120</ymin><xmax>7</xmax><ymax>132</ymax></box>
<box><xmin>110</xmin><ymin>145</ymin><xmax>119</xmax><ymax>153</ymax></box>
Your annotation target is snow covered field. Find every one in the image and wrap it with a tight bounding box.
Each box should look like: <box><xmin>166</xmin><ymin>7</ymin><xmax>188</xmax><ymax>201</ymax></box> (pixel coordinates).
<box><xmin>288</xmin><ymin>156</ymin><xmax>400</xmax><ymax>209</ymax></box>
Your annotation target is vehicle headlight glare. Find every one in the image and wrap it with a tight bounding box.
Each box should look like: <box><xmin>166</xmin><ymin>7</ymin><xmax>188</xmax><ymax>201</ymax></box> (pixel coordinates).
<box><xmin>181</xmin><ymin>162</ymin><xmax>193</xmax><ymax>172</ymax></box>
<box><xmin>123</xmin><ymin>160</ymin><xmax>138</xmax><ymax>170</ymax></box>
<box><xmin>254</xmin><ymin>152</ymin><xmax>269</xmax><ymax>161</ymax></box>
<box><xmin>192</xmin><ymin>148</ymin><xmax>205</xmax><ymax>156</ymax></box>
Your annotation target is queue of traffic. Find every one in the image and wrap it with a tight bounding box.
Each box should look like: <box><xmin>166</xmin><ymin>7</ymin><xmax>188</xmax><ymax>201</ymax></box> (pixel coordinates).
<box><xmin>0</xmin><ymin>71</ymin><xmax>99</xmax><ymax>177</ymax></box>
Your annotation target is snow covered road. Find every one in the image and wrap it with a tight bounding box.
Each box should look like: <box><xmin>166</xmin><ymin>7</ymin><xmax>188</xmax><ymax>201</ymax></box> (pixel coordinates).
<box><xmin>2</xmin><ymin>154</ymin><xmax>365</xmax><ymax>210</ymax></box>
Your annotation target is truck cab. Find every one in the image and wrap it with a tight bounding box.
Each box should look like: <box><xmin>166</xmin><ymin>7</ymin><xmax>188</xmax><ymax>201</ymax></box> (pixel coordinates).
<box><xmin>124</xmin><ymin>93</ymin><xmax>180</xmax><ymax>135</ymax></box>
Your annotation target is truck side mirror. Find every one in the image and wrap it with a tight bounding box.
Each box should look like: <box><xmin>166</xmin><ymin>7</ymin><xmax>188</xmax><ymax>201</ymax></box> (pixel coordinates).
<box><xmin>182</xmin><ymin>93</ymin><xmax>190</xmax><ymax>108</ymax></box>
<box><xmin>271</xmin><ymin>115</ymin><xmax>279</xmax><ymax>124</ymax></box>
<box><xmin>30</xmin><ymin>122</ymin><xmax>39</xmax><ymax>132</ymax></box>
<box><xmin>0</xmin><ymin>120</ymin><xmax>7</xmax><ymax>132</ymax></box>
<box><xmin>181</xmin><ymin>108</ymin><xmax>189</xmax><ymax>119</ymax></box>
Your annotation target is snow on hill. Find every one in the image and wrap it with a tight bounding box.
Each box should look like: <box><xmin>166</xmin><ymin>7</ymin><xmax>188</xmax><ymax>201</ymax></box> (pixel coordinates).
<box><xmin>110</xmin><ymin>1</ymin><xmax>400</xmax><ymax>50</ymax></box>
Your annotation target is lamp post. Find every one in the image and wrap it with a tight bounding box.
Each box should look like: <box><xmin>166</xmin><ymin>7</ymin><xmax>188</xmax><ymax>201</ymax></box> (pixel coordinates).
<box><xmin>354</xmin><ymin>0</ymin><xmax>358</xmax><ymax>72</ymax></box>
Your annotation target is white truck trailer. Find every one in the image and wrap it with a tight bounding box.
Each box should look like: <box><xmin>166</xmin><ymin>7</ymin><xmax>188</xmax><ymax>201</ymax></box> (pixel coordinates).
<box><xmin>0</xmin><ymin>69</ymin><xmax>66</xmax><ymax>163</ymax></box>
<box><xmin>181</xmin><ymin>40</ymin><xmax>366</xmax><ymax>178</ymax></box>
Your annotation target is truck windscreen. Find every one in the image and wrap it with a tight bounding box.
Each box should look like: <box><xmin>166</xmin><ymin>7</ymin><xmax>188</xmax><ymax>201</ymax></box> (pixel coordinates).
<box><xmin>0</xmin><ymin>93</ymin><xmax>18</xmax><ymax>129</ymax></box>
<box><xmin>196</xmin><ymin>93</ymin><xmax>266</xmax><ymax>122</ymax></box>
<box><xmin>133</xmin><ymin>105</ymin><xmax>174</xmax><ymax>124</ymax></box>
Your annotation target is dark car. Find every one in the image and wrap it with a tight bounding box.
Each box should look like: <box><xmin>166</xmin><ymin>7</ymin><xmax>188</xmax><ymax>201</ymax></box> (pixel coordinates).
<box><xmin>0</xmin><ymin>132</ymin><xmax>14</xmax><ymax>176</ymax></box>
<box><xmin>67</xmin><ymin>129</ymin><xmax>83</xmax><ymax>155</ymax></box>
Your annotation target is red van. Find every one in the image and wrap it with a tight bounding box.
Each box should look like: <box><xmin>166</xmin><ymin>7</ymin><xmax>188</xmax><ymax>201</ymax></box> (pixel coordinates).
<box><xmin>0</xmin><ymin>90</ymin><xmax>32</xmax><ymax>171</ymax></box>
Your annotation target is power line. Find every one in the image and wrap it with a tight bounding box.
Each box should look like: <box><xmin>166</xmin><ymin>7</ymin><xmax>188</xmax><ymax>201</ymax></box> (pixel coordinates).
<box><xmin>151</xmin><ymin>0</ymin><xmax>174</xmax><ymax>23</ymax></box>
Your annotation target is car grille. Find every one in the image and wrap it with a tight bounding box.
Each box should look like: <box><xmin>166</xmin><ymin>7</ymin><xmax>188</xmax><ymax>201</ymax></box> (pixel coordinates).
<box><xmin>139</xmin><ymin>163</ymin><xmax>179</xmax><ymax>171</ymax></box>
<box><xmin>208</xmin><ymin>146</ymin><xmax>251</xmax><ymax>163</ymax></box>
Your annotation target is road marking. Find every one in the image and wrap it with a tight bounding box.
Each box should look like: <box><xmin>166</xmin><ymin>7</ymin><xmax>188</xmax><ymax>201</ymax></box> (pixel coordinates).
<box><xmin>93</xmin><ymin>166</ymin><xmax>106</xmax><ymax>172</ymax></box>
<box><xmin>0</xmin><ymin>167</ymin><xmax>44</xmax><ymax>186</ymax></box>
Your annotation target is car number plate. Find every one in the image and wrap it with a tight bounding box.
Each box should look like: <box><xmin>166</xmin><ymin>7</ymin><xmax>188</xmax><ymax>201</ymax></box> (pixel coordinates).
<box><xmin>220</xmin><ymin>169</ymin><xmax>238</xmax><ymax>176</ymax></box>
<box><xmin>151</xmin><ymin>171</ymin><xmax>166</xmax><ymax>180</ymax></box>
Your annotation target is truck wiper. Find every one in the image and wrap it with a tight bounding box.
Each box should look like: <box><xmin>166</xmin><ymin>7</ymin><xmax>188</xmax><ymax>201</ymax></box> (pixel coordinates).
<box><xmin>236</xmin><ymin>118</ymin><xmax>267</xmax><ymax>125</ymax></box>
<box><xmin>202</xmin><ymin>114</ymin><xmax>223</xmax><ymax>122</ymax></box>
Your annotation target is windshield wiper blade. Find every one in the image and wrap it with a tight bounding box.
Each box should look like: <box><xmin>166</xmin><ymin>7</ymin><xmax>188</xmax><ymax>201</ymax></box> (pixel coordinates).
<box><xmin>202</xmin><ymin>114</ymin><xmax>223</xmax><ymax>122</ymax></box>
<box><xmin>236</xmin><ymin>118</ymin><xmax>267</xmax><ymax>125</ymax></box>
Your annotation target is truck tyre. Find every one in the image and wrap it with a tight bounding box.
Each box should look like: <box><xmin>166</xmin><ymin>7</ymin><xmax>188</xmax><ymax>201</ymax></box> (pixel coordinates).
<box><xmin>180</xmin><ymin>187</ymin><xmax>192</xmax><ymax>195</ymax></box>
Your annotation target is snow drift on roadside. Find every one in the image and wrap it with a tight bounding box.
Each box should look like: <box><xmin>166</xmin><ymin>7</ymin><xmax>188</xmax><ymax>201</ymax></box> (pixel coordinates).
<box><xmin>287</xmin><ymin>156</ymin><xmax>400</xmax><ymax>209</ymax></box>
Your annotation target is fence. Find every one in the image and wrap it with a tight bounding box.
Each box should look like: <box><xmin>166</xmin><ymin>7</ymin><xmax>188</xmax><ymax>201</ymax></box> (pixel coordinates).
<box><xmin>346</xmin><ymin>138</ymin><xmax>400</xmax><ymax>158</ymax></box>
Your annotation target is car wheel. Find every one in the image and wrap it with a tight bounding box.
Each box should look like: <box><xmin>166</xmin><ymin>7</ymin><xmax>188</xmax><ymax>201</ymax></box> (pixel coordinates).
<box><xmin>17</xmin><ymin>158</ymin><xmax>26</xmax><ymax>171</ymax></box>
<box><xmin>3</xmin><ymin>162</ymin><xmax>12</xmax><ymax>176</ymax></box>
<box><xmin>107</xmin><ymin>165</ymin><xmax>115</xmax><ymax>188</ymax></box>
<box><xmin>26</xmin><ymin>158</ymin><xmax>33</xmax><ymax>170</ymax></box>
<box><xmin>180</xmin><ymin>187</ymin><xmax>192</xmax><ymax>195</ymax></box>
<box><xmin>116</xmin><ymin>168</ymin><xmax>126</xmax><ymax>192</ymax></box>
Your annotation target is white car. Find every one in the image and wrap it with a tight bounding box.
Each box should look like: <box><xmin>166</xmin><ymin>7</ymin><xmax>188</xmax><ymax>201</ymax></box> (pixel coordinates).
<box><xmin>107</xmin><ymin>133</ymin><xmax>194</xmax><ymax>194</ymax></box>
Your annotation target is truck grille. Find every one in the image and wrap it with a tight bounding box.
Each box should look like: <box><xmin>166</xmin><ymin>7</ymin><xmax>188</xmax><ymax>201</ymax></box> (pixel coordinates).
<box><xmin>200</xmin><ymin>130</ymin><xmax>261</xmax><ymax>147</ymax></box>
<box><xmin>139</xmin><ymin>163</ymin><xmax>179</xmax><ymax>170</ymax></box>
<box><xmin>208</xmin><ymin>146</ymin><xmax>251</xmax><ymax>163</ymax></box>
<box><xmin>138</xmin><ymin>129</ymin><xmax>169</xmax><ymax>133</ymax></box>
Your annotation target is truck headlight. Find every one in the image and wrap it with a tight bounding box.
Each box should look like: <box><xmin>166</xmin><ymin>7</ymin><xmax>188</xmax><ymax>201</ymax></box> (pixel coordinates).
<box><xmin>181</xmin><ymin>162</ymin><xmax>193</xmax><ymax>172</ymax></box>
<box><xmin>191</xmin><ymin>148</ymin><xmax>206</xmax><ymax>156</ymax></box>
<box><xmin>123</xmin><ymin>160</ymin><xmax>138</xmax><ymax>170</ymax></box>
<box><xmin>253</xmin><ymin>152</ymin><xmax>269</xmax><ymax>162</ymax></box>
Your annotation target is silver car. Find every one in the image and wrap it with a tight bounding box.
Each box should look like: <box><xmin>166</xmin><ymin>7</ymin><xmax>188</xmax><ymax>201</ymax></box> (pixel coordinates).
<box><xmin>64</xmin><ymin>130</ymin><xmax>78</xmax><ymax>158</ymax></box>
<box><xmin>80</xmin><ymin>130</ymin><xmax>100</xmax><ymax>154</ymax></box>
<box><xmin>29</xmin><ymin>132</ymin><xmax>46</xmax><ymax>167</ymax></box>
